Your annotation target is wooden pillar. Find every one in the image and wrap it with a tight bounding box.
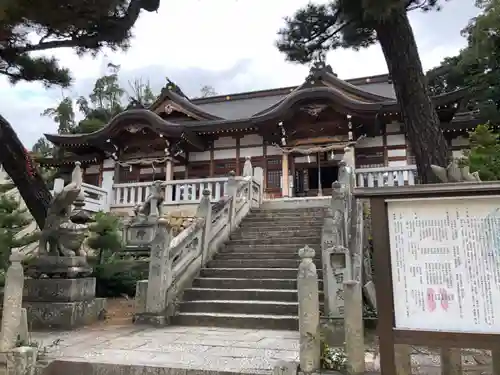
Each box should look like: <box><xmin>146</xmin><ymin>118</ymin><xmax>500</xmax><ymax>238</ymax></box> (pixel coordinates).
<box><xmin>209</xmin><ymin>142</ymin><xmax>214</xmax><ymax>177</ymax></box>
<box><xmin>383</xmin><ymin>123</ymin><xmax>389</xmax><ymax>166</ymax></box>
<box><xmin>263</xmin><ymin>141</ymin><xmax>268</xmax><ymax>193</ymax></box>
<box><xmin>281</xmin><ymin>152</ymin><xmax>289</xmax><ymax>198</ymax></box>
<box><xmin>98</xmin><ymin>160</ymin><xmax>104</xmax><ymax>187</ymax></box>
<box><xmin>235</xmin><ymin>136</ymin><xmax>241</xmax><ymax>175</ymax></box>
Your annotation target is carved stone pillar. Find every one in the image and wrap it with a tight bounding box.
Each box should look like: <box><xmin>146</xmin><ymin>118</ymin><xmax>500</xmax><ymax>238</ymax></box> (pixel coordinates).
<box><xmin>281</xmin><ymin>153</ymin><xmax>289</xmax><ymax>198</ymax></box>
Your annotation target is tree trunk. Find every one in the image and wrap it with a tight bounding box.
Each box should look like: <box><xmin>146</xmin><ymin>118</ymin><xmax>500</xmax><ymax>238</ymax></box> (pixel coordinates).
<box><xmin>0</xmin><ymin>115</ymin><xmax>51</xmax><ymax>228</ymax></box>
<box><xmin>374</xmin><ymin>7</ymin><xmax>449</xmax><ymax>183</ymax></box>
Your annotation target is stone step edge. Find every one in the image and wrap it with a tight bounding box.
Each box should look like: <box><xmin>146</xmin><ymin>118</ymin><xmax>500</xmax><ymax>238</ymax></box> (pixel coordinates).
<box><xmin>186</xmin><ymin>287</ymin><xmax>299</xmax><ymax>293</ymax></box>
<box><xmin>217</xmin><ymin>253</ymin><xmax>320</xmax><ymax>257</ymax></box>
<box><xmin>180</xmin><ymin>300</ymin><xmax>300</xmax><ymax>305</ymax></box>
<box><xmin>175</xmin><ymin>312</ymin><xmax>299</xmax><ymax>320</ymax></box>
<box><xmin>200</xmin><ymin>268</ymin><xmax>321</xmax><ymax>271</ymax></box>
<box><xmin>224</xmin><ymin>244</ymin><xmax>321</xmax><ymax>248</ymax></box>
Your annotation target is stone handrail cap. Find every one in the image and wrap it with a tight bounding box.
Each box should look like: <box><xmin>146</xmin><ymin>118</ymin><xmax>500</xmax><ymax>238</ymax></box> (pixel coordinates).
<box><xmin>228</xmin><ymin>170</ymin><xmax>236</xmax><ymax>177</ymax></box>
<box><xmin>298</xmin><ymin>245</ymin><xmax>315</xmax><ymax>259</ymax></box>
<box><xmin>202</xmin><ymin>189</ymin><xmax>211</xmax><ymax>196</ymax></box>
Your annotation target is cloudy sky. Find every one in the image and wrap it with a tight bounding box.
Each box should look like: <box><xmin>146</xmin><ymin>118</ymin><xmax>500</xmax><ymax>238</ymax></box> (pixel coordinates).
<box><xmin>2</xmin><ymin>0</ymin><xmax>479</xmax><ymax>148</ymax></box>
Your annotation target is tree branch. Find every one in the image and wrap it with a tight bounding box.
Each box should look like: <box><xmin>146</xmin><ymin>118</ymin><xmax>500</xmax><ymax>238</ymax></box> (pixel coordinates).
<box><xmin>8</xmin><ymin>0</ymin><xmax>151</xmax><ymax>55</ymax></box>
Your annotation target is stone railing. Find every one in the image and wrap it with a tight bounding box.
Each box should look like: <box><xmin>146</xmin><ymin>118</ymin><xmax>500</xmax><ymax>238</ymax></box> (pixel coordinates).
<box><xmin>111</xmin><ymin>177</ymin><xmax>237</xmax><ymax>208</ymax></box>
<box><xmin>133</xmin><ymin>172</ymin><xmax>262</xmax><ymax>324</ymax></box>
<box><xmin>52</xmin><ymin>178</ymin><xmax>109</xmax><ymax>213</ymax></box>
<box><xmin>298</xmin><ymin>159</ymin><xmax>367</xmax><ymax>373</ymax></box>
<box><xmin>355</xmin><ymin>165</ymin><xmax>418</xmax><ymax>188</ymax></box>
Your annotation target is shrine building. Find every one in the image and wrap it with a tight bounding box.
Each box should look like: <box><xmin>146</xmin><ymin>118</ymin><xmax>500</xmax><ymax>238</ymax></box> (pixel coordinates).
<box><xmin>36</xmin><ymin>65</ymin><xmax>478</xmax><ymax>213</ymax></box>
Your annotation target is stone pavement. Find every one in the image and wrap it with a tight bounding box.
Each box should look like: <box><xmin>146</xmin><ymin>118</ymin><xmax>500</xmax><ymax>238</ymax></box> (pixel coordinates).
<box><xmin>31</xmin><ymin>325</ymin><xmax>299</xmax><ymax>374</ymax></box>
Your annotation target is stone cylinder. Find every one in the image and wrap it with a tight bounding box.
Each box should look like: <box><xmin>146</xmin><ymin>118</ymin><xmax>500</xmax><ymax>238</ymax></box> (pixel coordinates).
<box><xmin>297</xmin><ymin>245</ymin><xmax>320</xmax><ymax>373</ymax></box>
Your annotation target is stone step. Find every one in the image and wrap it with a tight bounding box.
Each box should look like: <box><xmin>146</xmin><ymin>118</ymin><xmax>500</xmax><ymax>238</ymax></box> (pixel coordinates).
<box><xmin>208</xmin><ymin>259</ymin><xmax>321</xmax><ymax>269</ymax></box>
<box><xmin>240</xmin><ymin>219</ymin><xmax>324</xmax><ymax>226</ymax></box>
<box><xmin>231</xmin><ymin>229</ymin><xmax>321</xmax><ymax>240</ymax></box>
<box><xmin>221</xmin><ymin>243</ymin><xmax>322</xmax><ymax>252</ymax></box>
<box><xmin>252</xmin><ymin>207</ymin><xmax>325</xmax><ymax>213</ymax></box>
<box><xmin>200</xmin><ymin>267</ymin><xmax>323</xmax><ymax>279</ymax></box>
<box><xmin>183</xmin><ymin>287</ymin><xmax>308</xmax><ymax>302</ymax></box>
<box><xmin>227</xmin><ymin>236</ymin><xmax>320</xmax><ymax>246</ymax></box>
<box><xmin>172</xmin><ymin>312</ymin><xmax>299</xmax><ymax>330</ymax></box>
<box><xmin>239</xmin><ymin>222</ymin><xmax>324</xmax><ymax>230</ymax></box>
<box><xmin>179</xmin><ymin>300</ymin><xmax>325</xmax><ymax>315</ymax></box>
<box><xmin>245</xmin><ymin>213</ymin><xmax>324</xmax><ymax>220</ymax></box>
<box><xmin>192</xmin><ymin>277</ymin><xmax>324</xmax><ymax>290</ymax></box>
<box><xmin>216</xmin><ymin>252</ymin><xmax>321</xmax><ymax>260</ymax></box>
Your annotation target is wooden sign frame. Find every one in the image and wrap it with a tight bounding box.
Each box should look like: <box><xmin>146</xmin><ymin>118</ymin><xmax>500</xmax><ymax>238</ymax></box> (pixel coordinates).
<box><xmin>355</xmin><ymin>182</ymin><xmax>500</xmax><ymax>375</ymax></box>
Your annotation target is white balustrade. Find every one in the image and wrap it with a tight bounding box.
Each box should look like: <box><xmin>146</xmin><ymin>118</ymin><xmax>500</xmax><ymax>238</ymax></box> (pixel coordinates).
<box><xmin>355</xmin><ymin>165</ymin><xmax>418</xmax><ymax>188</ymax></box>
<box><xmin>81</xmin><ymin>183</ymin><xmax>109</xmax><ymax>212</ymax></box>
<box><xmin>111</xmin><ymin>177</ymin><xmax>237</xmax><ymax>208</ymax></box>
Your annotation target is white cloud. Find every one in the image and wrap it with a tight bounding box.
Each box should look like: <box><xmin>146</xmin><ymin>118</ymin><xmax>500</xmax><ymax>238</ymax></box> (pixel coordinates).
<box><xmin>0</xmin><ymin>0</ymin><xmax>480</xmax><ymax>148</ymax></box>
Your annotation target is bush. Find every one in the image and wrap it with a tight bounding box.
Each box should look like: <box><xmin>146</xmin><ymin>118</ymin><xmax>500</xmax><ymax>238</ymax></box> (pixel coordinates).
<box><xmin>92</xmin><ymin>256</ymin><xmax>148</xmax><ymax>298</ymax></box>
<box><xmin>87</xmin><ymin>212</ymin><xmax>147</xmax><ymax>298</ymax></box>
<box><xmin>463</xmin><ymin>123</ymin><xmax>500</xmax><ymax>181</ymax></box>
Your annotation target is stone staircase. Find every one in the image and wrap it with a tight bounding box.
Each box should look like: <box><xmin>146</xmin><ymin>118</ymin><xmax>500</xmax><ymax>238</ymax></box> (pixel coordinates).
<box><xmin>173</xmin><ymin>206</ymin><xmax>324</xmax><ymax>330</ymax></box>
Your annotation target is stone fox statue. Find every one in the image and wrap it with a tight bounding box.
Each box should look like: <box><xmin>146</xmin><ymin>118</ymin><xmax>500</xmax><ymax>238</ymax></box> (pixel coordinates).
<box><xmin>134</xmin><ymin>180</ymin><xmax>165</xmax><ymax>217</ymax></box>
<box><xmin>38</xmin><ymin>162</ymin><xmax>85</xmax><ymax>257</ymax></box>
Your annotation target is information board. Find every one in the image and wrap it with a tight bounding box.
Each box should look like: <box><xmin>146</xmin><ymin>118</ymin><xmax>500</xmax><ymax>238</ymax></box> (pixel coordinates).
<box><xmin>387</xmin><ymin>196</ymin><xmax>500</xmax><ymax>334</ymax></box>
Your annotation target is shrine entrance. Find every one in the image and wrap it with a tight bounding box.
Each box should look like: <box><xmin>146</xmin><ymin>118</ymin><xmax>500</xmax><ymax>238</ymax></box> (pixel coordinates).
<box><xmin>294</xmin><ymin>163</ymin><xmax>339</xmax><ymax>197</ymax></box>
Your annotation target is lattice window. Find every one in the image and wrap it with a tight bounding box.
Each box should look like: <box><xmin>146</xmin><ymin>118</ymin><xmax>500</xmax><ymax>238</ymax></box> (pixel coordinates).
<box><xmin>267</xmin><ymin>169</ymin><xmax>282</xmax><ymax>189</ymax></box>
<box><xmin>355</xmin><ymin>149</ymin><xmax>384</xmax><ymax>169</ymax></box>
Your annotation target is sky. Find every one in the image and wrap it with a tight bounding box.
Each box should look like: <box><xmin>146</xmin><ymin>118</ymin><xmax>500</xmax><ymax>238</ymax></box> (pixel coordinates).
<box><xmin>1</xmin><ymin>0</ymin><xmax>480</xmax><ymax>148</ymax></box>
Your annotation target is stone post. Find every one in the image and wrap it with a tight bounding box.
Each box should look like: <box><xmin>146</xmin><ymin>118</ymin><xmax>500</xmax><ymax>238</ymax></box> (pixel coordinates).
<box><xmin>226</xmin><ymin>171</ymin><xmax>238</xmax><ymax>231</ymax></box>
<box><xmin>52</xmin><ymin>177</ymin><xmax>65</xmax><ymax>194</ymax></box>
<box><xmin>297</xmin><ymin>245</ymin><xmax>320</xmax><ymax>373</ymax></box>
<box><xmin>322</xmin><ymin>182</ymin><xmax>351</xmax><ymax>317</ymax></box>
<box><xmin>344</xmin><ymin>280</ymin><xmax>365</xmax><ymax>374</ymax></box>
<box><xmin>242</xmin><ymin>156</ymin><xmax>253</xmax><ymax>177</ymax></box>
<box><xmin>197</xmin><ymin>189</ymin><xmax>212</xmax><ymax>265</ymax></box>
<box><xmin>142</xmin><ymin>218</ymin><xmax>172</xmax><ymax>325</ymax></box>
<box><xmin>0</xmin><ymin>253</ymin><xmax>24</xmax><ymax>351</ymax></box>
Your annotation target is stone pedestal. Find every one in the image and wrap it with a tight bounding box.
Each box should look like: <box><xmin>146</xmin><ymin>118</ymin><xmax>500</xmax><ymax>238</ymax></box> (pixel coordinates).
<box><xmin>22</xmin><ymin>278</ymin><xmax>106</xmax><ymax>330</ymax></box>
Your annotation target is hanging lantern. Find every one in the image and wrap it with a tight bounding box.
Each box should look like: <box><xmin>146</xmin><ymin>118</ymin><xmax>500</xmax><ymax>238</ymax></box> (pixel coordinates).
<box><xmin>307</xmin><ymin>155</ymin><xmax>311</xmax><ymax>163</ymax></box>
<box><xmin>330</xmin><ymin>150</ymin><xmax>335</xmax><ymax>160</ymax></box>
<box><xmin>129</xmin><ymin>165</ymin><xmax>132</xmax><ymax>172</ymax></box>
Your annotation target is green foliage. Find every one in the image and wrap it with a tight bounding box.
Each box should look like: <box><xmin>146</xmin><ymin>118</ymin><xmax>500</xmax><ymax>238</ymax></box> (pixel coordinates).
<box><xmin>86</xmin><ymin>212</ymin><xmax>145</xmax><ymax>298</ymax></box>
<box><xmin>276</xmin><ymin>0</ymin><xmax>443</xmax><ymax>64</ymax></box>
<box><xmin>41</xmin><ymin>97</ymin><xmax>76</xmax><ymax>134</ymax></box>
<box><xmin>87</xmin><ymin>212</ymin><xmax>123</xmax><ymax>263</ymax></box>
<box><xmin>0</xmin><ymin>0</ymin><xmax>160</xmax><ymax>87</ymax></box>
<box><xmin>93</xmin><ymin>259</ymin><xmax>148</xmax><ymax>298</ymax></box>
<box><xmin>0</xmin><ymin>194</ymin><xmax>38</xmax><ymax>272</ymax></box>
<box><xmin>38</xmin><ymin>63</ymin><xmax>164</xmax><ymax>138</ymax></box>
<box><xmin>321</xmin><ymin>342</ymin><xmax>348</xmax><ymax>372</ymax></box>
<box><xmin>427</xmin><ymin>0</ymin><xmax>500</xmax><ymax>124</ymax></box>
<box><xmin>463</xmin><ymin>124</ymin><xmax>500</xmax><ymax>181</ymax></box>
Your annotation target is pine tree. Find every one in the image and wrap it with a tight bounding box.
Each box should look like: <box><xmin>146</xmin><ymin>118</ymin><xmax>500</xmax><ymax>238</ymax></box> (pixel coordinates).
<box><xmin>276</xmin><ymin>0</ymin><xmax>451</xmax><ymax>182</ymax></box>
<box><xmin>464</xmin><ymin>124</ymin><xmax>500</xmax><ymax>181</ymax></box>
<box><xmin>0</xmin><ymin>192</ymin><xmax>39</xmax><ymax>273</ymax></box>
<box><xmin>87</xmin><ymin>212</ymin><xmax>122</xmax><ymax>264</ymax></box>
